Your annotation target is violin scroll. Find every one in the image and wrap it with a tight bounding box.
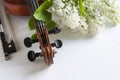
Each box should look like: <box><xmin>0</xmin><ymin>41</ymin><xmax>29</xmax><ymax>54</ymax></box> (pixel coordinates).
<box><xmin>24</xmin><ymin>37</ymin><xmax>63</xmax><ymax>63</ymax></box>
<box><xmin>24</xmin><ymin>0</ymin><xmax>63</xmax><ymax>65</ymax></box>
<box><xmin>24</xmin><ymin>27</ymin><xmax>62</xmax><ymax>48</ymax></box>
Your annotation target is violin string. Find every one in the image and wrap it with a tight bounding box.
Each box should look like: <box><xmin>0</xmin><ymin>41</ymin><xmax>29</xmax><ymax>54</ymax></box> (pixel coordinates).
<box><xmin>32</xmin><ymin>0</ymin><xmax>47</xmax><ymax>44</ymax></box>
<box><xmin>30</xmin><ymin>0</ymin><xmax>51</xmax><ymax>64</ymax></box>
<box><xmin>39</xmin><ymin>21</ymin><xmax>47</xmax><ymax>44</ymax></box>
<box><xmin>26</xmin><ymin>0</ymin><xmax>53</xmax><ymax>64</ymax></box>
<box><xmin>41</xmin><ymin>21</ymin><xmax>48</xmax><ymax>45</ymax></box>
<box><xmin>32</xmin><ymin>0</ymin><xmax>45</xmax><ymax>40</ymax></box>
<box><xmin>26</xmin><ymin>0</ymin><xmax>47</xmax><ymax>44</ymax></box>
<box><xmin>26</xmin><ymin>0</ymin><xmax>42</xmax><ymax>39</ymax></box>
<box><xmin>26</xmin><ymin>0</ymin><xmax>33</xmax><ymax>12</ymax></box>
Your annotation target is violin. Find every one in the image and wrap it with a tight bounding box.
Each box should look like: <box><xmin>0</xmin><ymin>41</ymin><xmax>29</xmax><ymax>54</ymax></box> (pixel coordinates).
<box><xmin>24</xmin><ymin>0</ymin><xmax>62</xmax><ymax>65</ymax></box>
<box><xmin>5</xmin><ymin>2</ymin><xmax>30</xmax><ymax>16</ymax></box>
<box><xmin>4</xmin><ymin>0</ymin><xmax>43</xmax><ymax>16</ymax></box>
<box><xmin>4</xmin><ymin>0</ymin><xmax>26</xmax><ymax>4</ymax></box>
<box><xmin>5</xmin><ymin>0</ymin><xmax>42</xmax><ymax>4</ymax></box>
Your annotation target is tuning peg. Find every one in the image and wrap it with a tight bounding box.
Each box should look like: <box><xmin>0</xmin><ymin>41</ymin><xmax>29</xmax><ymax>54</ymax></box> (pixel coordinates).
<box><xmin>24</xmin><ymin>37</ymin><xmax>32</xmax><ymax>47</ymax></box>
<box><xmin>48</xmin><ymin>27</ymin><xmax>61</xmax><ymax>34</ymax></box>
<box><xmin>28</xmin><ymin>51</ymin><xmax>40</xmax><ymax>62</ymax></box>
<box><xmin>51</xmin><ymin>39</ymin><xmax>63</xmax><ymax>48</ymax></box>
<box><xmin>24</xmin><ymin>37</ymin><xmax>39</xmax><ymax>48</ymax></box>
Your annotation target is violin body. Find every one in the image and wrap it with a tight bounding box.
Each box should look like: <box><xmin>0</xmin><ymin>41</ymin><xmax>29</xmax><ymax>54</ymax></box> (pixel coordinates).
<box><xmin>5</xmin><ymin>3</ymin><xmax>30</xmax><ymax>16</ymax></box>
<box><xmin>4</xmin><ymin>0</ymin><xmax>26</xmax><ymax>4</ymax></box>
<box><xmin>4</xmin><ymin>0</ymin><xmax>42</xmax><ymax>16</ymax></box>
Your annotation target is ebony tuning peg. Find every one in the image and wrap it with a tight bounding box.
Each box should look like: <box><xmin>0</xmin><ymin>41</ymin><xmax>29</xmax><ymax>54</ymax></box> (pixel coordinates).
<box><xmin>28</xmin><ymin>51</ymin><xmax>40</xmax><ymax>62</ymax></box>
<box><xmin>48</xmin><ymin>27</ymin><xmax>61</xmax><ymax>34</ymax></box>
<box><xmin>24</xmin><ymin>37</ymin><xmax>39</xmax><ymax>48</ymax></box>
<box><xmin>24</xmin><ymin>37</ymin><xmax>32</xmax><ymax>47</ymax></box>
<box><xmin>51</xmin><ymin>39</ymin><xmax>63</xmax><ymax>48</ymax></box>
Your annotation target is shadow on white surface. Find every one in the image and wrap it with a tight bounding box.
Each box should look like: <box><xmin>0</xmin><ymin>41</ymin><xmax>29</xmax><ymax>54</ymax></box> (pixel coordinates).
<box><xmin>0</xmin><ymin>12</ymin><xmax>120</xmax><ymax>80</ymax></box>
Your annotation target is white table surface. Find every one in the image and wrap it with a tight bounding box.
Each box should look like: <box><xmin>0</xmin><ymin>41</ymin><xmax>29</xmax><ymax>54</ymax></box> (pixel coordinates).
<box><xmin>0</xmin><ymin>14</ymin><xmax>120</xmax><ymax>80</ymax></box>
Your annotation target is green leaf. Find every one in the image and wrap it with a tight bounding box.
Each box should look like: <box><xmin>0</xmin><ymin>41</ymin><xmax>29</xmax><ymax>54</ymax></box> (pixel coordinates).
<box><xmin>30</xmin><ymin>20</ymin><xmax>57</xmax><ymax>40</ymax></box>
<box><xmin>31</xmin><ymin>33</ymin><xmax>37</xmax><ymax>40</ymax></box>
<box><xmin>34</xmin><ymin>10</ymin><xmax>52</xmax><ymax>22</ymax></box>
<box><xmin>28</xmin><ymin>17</ymin><xmax>36</xmax><ymax>30</ymax></box>
<box><xmin>46</xmin><ymin>20</ymin><xmax>57</xmax><ymax>31</ymax></box>
<box><xmin>28</xmin><ymin>0</ymin><xmax>57</xmax><ymax>33</ymax></box>
<box><xmin>37</xmin><ymin>0</ymin><xmax>53</xmax><ymax>11</ymax></box>
<box><xmin>33</xmin><ymin>0</ymin><xmax>53</xmax><ymax>22</ymax></box>
<box><xmin>28</xmin><ymin>17</ymin><xmax>57</xmax><ymax>31</ymax></box>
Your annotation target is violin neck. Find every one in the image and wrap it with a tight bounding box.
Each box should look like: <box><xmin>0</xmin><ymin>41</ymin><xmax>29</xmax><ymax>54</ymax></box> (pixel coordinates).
<box><xmin>26</xmin><ymin>0</ymin><xmax>39</xmax><ymax>14</ymax></box>
<box><xmin>26</xmin><ymin>0</ymin><xmax>48</xmax><ymax>45</ymax></box>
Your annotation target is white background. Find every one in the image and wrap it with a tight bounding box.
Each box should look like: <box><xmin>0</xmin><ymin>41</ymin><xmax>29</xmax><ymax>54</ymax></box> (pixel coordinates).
<box><xmin>0</xmin><ymin>13</ymin><xmax>120</xmax><ymax>80</ymax></box>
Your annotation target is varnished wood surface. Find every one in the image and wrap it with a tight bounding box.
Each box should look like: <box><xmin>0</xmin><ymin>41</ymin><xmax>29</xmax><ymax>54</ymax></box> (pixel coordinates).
<box><xmin>4</xmin><ymin>0</ymin><xmax>43</xmax><ymax>16</ymax></box>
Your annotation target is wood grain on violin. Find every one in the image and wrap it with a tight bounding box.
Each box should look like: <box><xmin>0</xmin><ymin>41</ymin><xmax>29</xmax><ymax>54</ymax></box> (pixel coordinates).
<box><xmin>4</xmin><ymin>0</ymin><xmax>26</xmax><ymax>4</ymax></box>
<box><xmin>5</xmin><ymin>3</ymin><xmax>30</xmax><ymax>16</ymax></box>
<box><xmin>4</xmin><ymin>0</ymin><xmax>43</xmax><ymax>16</ymax></box>
<box><xmin>5</xmin><ymin>0</ymin><xmax>42</xmax><ymax>4</ymax></box>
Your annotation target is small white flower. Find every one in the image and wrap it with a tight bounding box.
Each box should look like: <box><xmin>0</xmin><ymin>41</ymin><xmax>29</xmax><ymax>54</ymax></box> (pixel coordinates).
<box><xmin>47</xmin><ymin>0</ymin><xmax>120</xmax><ymax>35</ymax></box>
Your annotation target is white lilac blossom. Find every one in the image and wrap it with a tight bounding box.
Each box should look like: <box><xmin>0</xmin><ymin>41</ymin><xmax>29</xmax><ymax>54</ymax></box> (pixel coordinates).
<box><xmin>47</xmin><ymin>0</ymin><xmax>120</xmax><ymax>35</ymax></box>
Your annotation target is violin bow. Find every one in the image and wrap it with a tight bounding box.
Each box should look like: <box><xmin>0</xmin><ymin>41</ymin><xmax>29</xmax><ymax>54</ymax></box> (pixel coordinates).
<box><xmin>24</xmin><ymin>0</ymin><xmax>62</xmax><ymax>65</ymax></box>
<box><xmin>0</xmin><ymin>0</ymin><xmax>17</xmax><ymax>60</ymax></box>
